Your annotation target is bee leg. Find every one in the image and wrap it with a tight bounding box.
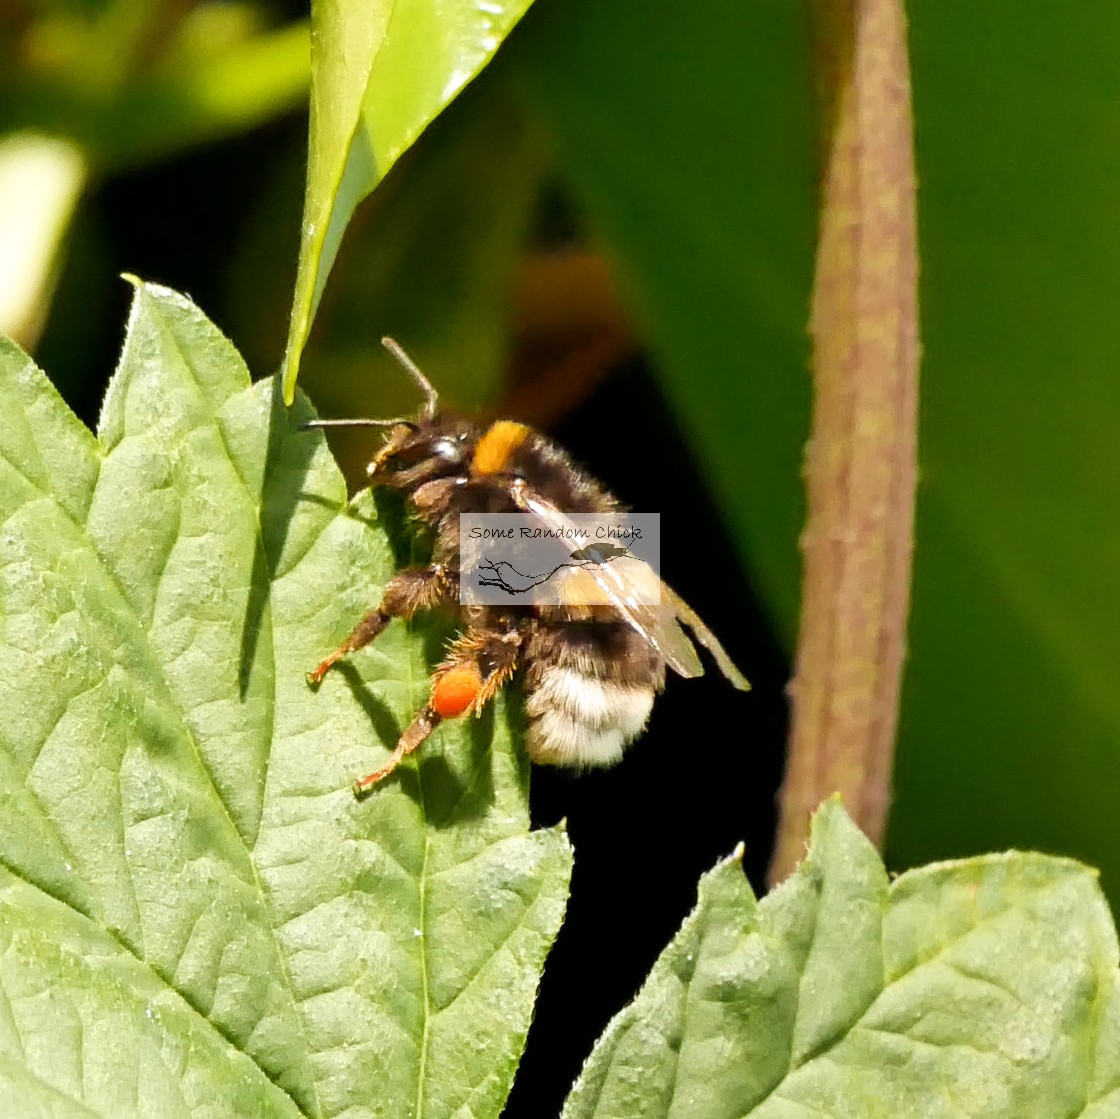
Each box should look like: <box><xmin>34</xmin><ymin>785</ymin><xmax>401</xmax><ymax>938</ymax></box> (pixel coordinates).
<box><xmin>351</xmin><ymin>629</ymin><xmax>521</xmax><ymax>798</ymax></box>
<box><xmin>307</xmin><ymin>564</ymin><xmax>457</xmax><ymax>686</ymax></box>
<box><xmin>434</xmin><ymin>628</ymin><xmax>522</xmax><ymax>716</ymax></box>
<box><xmin>306</xmin><ymin>607</ymin><xmax>388</xmax><ymax>687</ymax></box>
<box><xmin>471</xmin><ymin>642</ymin><xmax>521</xmax><ymax>711</ymax></box>
<box><xmin>353</xmin><ymin>705</ymin><xmax>441</xmax><ymax>797</ymax></box>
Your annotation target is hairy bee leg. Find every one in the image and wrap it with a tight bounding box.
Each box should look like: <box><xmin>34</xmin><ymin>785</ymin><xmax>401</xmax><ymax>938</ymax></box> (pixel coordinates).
<box><xmin>470</xmin><ymin>655</ymin><xmax>519</xmax><ymax>712</ymax></box>
<box><xmin>434</xmin><ymin>628</ymin><xmax>522</xmax><ymax>716</ymax></box>
<box><xmin>351</xmin><ymin>630</ymin><xmax>520</xmax><ymax>799</ymax></box>
<box><xmin>306</xmin><ymin>607</ymin><xmax>388</xmax><ymax>686</ymax></box>
<box><xmin>353</xmin><ymin>705</ymin><xmax>442</xmax><ymax>797</ymax></box>
<box><xmin>427</xmin><ymin>631</ymin><xmax>519</xmax><ymax>716</ymax></box>
<box><xmin>306</xmin><ymin>564</ymin><xmax>456</xmax><ymax>686</ymax></box>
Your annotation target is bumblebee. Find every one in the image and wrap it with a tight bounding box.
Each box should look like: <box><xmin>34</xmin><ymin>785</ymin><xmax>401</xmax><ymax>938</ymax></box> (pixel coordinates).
<box><xmin>305</xmin><ymin>339</ymin><xmax>749</xmax><ymax>796</ymax></box>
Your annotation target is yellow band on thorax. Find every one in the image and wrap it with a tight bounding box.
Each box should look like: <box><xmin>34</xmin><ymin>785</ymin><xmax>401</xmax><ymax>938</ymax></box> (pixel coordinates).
<box><xmin>472</xmin><ymin>420</ymin><xmax>530</xmax><ymax>475</ymax></box>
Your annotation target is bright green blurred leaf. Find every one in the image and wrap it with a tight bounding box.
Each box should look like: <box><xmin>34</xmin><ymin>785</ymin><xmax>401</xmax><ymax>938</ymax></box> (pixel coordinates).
<box><xmin>885</xmin><ymin>2</ymin><xmax>1120</xmax><ymax>902</ymax></box>
<box><xmin>518</xmin><ymin>0</ymin><xmax>816</xmax><ymax>630</ymax></box>
<box><xmin>3</xmin><ymin>8</ymin><xmax>309</xmax><ymax>168</ymax></box>
<box><xmin>281</xmin><ymin>0</ymin><xmax>538</xmax><ymax>404</ymax></box>
<box><xmin>565</xmin><ymin>799</ymin><xmax>1120</xmax><ymax>1119</ymax></box>
<box><xmin>0</xmin><ymin>281</ymin><xmax>571</xmax><ymax>1117</ymax></box>
<box><xmin>518</xmin><ymin>0</ymin><xmax>1120</xmax><ymax>910</ymax></box>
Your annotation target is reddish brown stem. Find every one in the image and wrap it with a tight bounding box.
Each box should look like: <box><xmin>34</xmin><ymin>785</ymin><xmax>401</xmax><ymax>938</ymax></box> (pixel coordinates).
<box><xmin>768</xmin><ymin>0</ymin><xmax>919</xmax><ymax>884</ymax></box>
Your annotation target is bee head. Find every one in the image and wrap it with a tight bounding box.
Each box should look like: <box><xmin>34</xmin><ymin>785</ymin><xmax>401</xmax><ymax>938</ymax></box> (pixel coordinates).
<box><xmin>367</xmin><ymin>415</ymin><xmax>473</xmax><ymax>479</ymax></box>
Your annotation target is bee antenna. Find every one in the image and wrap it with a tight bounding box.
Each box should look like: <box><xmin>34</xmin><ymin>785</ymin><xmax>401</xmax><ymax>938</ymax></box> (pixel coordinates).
<box><xmin>381</xmin><ymin>336</ymin><xmax>439</xmax><ymax>419</ymax></box>
<box><xmin>299</xmin><ymin>418</ymin><xmax>418</xmax><ymax>431</ymax></box>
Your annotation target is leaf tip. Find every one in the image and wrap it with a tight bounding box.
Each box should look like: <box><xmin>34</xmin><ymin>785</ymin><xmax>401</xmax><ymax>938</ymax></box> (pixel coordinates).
<box><xmin>817</xmin><ymin>791</ymin><xmax>846</xmax><ymax>813</ymax></box>
<box><xmin>807</xmin><ymin>794</ymin><xmax>858</xmax><ymax>842</ymax></box>
<box><xmin>281</xmin><ymin>354</ymin><xmax>298</xmax><ymax>406</ymax></box>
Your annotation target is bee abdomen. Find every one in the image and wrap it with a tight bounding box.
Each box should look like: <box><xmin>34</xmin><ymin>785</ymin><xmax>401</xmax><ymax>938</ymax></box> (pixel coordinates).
<box><xmin>525</xmin><ymin>666</ymin><xmax>655</xmax><ymax>768</ymax></box>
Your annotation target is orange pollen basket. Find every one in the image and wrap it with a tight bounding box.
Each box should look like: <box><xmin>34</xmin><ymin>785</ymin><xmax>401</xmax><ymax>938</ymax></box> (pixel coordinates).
<box><xmin>432</xmin><ymin>665</ymin><xmax>484</xmax><ymax>718</ymax></box>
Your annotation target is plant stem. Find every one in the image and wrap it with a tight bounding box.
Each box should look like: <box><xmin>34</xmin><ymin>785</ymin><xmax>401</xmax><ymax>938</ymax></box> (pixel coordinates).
<box><xmin>768</xmin><ymin>0</ymin><xmax>919</xmax><ymax>885</ymax></box>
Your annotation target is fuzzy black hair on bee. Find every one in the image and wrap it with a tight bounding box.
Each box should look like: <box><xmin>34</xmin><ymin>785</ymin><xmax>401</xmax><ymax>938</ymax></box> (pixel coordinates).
<box><xmin>303</xmin><ymin>338</ymin><xmax>749</xmax><ymax>796</ymax></box>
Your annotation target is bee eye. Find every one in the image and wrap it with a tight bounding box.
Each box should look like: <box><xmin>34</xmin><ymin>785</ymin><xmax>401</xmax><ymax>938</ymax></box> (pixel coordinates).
<box><xmin>432</xmin><ymin>437</ymin><xmax>464</xmax><ymax>463</ymax></box>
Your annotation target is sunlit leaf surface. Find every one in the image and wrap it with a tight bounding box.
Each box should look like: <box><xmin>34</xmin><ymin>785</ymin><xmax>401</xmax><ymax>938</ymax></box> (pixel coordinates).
<box><xmin>565</xmin><ymin>801</ymin><xmax>1120</xmax><ymax>1119</ymax></box>
<box><xmin>0</xmin><ymin>281</ymin><xmax>571</xmax><ymax>1118</ymax></box>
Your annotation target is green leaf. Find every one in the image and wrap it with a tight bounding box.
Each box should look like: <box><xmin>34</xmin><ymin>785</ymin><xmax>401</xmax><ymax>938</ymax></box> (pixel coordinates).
<box><xmin>564</xmin><ymin>799</ymin><xmax>1120</xmax><ymax>1119</ymax></box>
<box><xmin>231</xmin><ymin>74</ymin><xmax>545</xmax><ymax>486</ymax></box>
<box><xmin>297</xmin><ymin>81</ymin><xmax>545</xmax><ymax>412</ymax></box>
<box><xmin>281</xmin><ymin>0</ymin><xmax>538</xmax><ymax>404</ymax></box>
<box><xmin>0</xmin><ymin>281</ymin><xmax>571</xmax><ymax>1118</ymax></box>
<box><xmin>885</xmin><ymin>3</ymin><xmax>1120</xmax><ymax>902</ymax></box>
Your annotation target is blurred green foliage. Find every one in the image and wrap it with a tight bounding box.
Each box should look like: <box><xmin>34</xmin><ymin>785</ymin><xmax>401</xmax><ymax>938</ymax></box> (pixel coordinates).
<box><xmin>280</xmin><ymin>0</ymin><xmax>538</xmax><ymax>400</ymax></box>
<box><xmin>1</xmin><ymin>0</ymin><xmax>308</xmax><ymax>167</ymax></box>
<box><xmin>517</xmin><ymin>0</ymin><xmax>816</xmax><ymax>639</ymax></box>
<box><xmin>892</xmin><ymin>3</ymin><xmax>1120</xmax><ymax>885</ymax></box>
<box><xmin>6</xmin><ymin>0</ymin><xmax>1120</xmax><ymax>912</ymax></box>
<box><xmin>528</xmin><ymin>0</ymin><xmax>1120</xmax><ymax>908</ymax></box>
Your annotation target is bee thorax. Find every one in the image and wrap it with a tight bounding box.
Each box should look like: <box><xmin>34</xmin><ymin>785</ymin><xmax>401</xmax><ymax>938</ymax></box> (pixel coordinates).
<box><xmin>525</xmin><ymin>666</ymin><xmax>655</xmax><ymax>767</ymax></box>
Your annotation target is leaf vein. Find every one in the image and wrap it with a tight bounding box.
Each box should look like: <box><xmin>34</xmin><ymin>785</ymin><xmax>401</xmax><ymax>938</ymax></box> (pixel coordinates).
<box><xmin>141</xmin><ymin>295</ymin><xmax>327</xmax><ymax>1119</ymax></box>
<box><xmin>433</xmin><ymin>875</ymin><xmax>550</xmax><ymax>1017</ymax></box>
<box><xmin>0</xmin><ymin>857</ymin><xmax>305</xmax><ymax>1116</ymax></box>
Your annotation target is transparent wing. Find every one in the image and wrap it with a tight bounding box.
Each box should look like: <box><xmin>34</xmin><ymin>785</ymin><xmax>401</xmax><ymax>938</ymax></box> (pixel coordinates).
<box><xmin>662</xmin><ymin>583</ymin><xmax>751</xmax><ymax>691</ymax></box>
<box><xmin>510</xmin><ymin>483</ymin><xmax>706</xmax><ymax>678</ymax></box>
